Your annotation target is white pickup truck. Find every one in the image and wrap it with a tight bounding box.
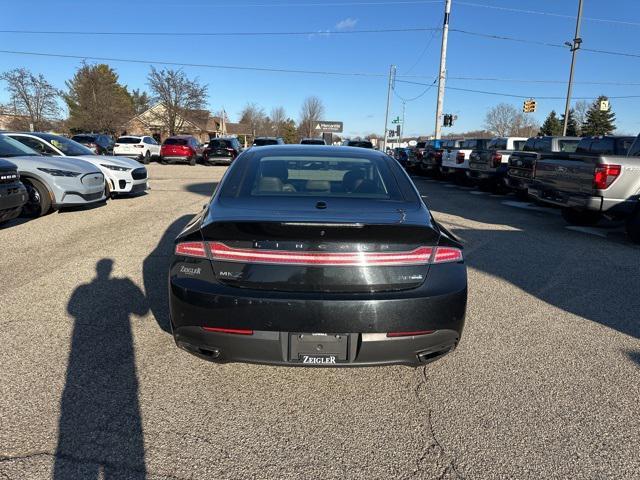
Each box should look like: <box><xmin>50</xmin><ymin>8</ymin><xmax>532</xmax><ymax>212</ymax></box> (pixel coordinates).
<box><xmin>441</xmin><ymin>138</ymin><xmax>490</xmax><ymax>180</ymax></box>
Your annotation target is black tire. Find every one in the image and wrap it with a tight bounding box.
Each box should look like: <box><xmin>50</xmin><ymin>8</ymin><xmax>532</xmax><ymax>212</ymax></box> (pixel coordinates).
<box><xmin>561</xmin><ymin>208</ymin><xmax>601</xmax><ymax>226</ymax></box>
<box><xmin>188</xmin><ymin>156</ymin><xmax>196</xmax><ymax>166</ymax></box>
<box><xmin>625</xmin><ymin>209</ymin><xmax>640</xmax><ymax>244</ymax></box>
<box><xmin>159</xmin><ymin>156</ymin><xmax>167</xmax><ymax>165</ymax></box>
<box><xmin>142</xmin><ymin>150</ymin><xmax>151</xmax><ymax>164</ymax></box>
<box><xmin>21</xmin><ymin>178</ymin><xmax>51</xmax><ymax>218</ymax></box>
<box><xmin>514</xmin><ymin>189</ymin><xmax>529</xmax><ymax>201</ymax></box>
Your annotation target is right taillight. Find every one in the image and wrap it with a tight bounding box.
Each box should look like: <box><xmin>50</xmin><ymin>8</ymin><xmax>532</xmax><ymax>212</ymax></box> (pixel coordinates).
<box><xmin>593</xmin><ymin>164</ymin><xmax>621</xmax><ymax>190</ymax></box>
<box><xmin>456</xmin><ymin>152</ymin><xmax>465</xmax><ymax>164</ymax></box>
<box><xmin>432</xmin><ymin>247</ymin><xmax>463</xmax><ymax>264</ymax></box>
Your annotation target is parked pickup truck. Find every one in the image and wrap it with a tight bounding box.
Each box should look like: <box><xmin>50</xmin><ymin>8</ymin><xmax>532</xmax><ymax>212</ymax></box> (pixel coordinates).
<box><xmin>528</xmin><ymin>134</ymin><xmax>640</xmax><ymax>242</ymax></box>
<box><xmin>419</xmin><ymin>139</ymin><xmax>444</xmax><ymax>174</ymax></box>
<box><xmin>507</xmin><ymin>136</ymin><xmax>580</xmax><ymax>198</ymax></box>
<box><xmin>441</xmin><ymin>138</ymin><xmax>489</xmax><ymax>180</ymax></box>
<box><xmin>467</xmin><ymin>137</ymin><xmax>527</xmax><ymax>188</ymax></box>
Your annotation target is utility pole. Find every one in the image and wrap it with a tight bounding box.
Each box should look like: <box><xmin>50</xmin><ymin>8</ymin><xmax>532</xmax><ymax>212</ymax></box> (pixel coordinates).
<box><xmin>563</xmin><ymin>0</ymin><xmax>584</xmax><ymax>136</ymax></box>
<box><xmin>382</xmin><ymin>64</ymin><xmax>396</xmax><ymax>152</ymax></box>
<box><xmin>434</xmin><ymin>0</ymin><xmax>452</xmax><ymax>139</ymax></box>
<box><xmin>400</xmin><ymin>101</ymin><xmax>406</xmax><ymax>146</ymax></box>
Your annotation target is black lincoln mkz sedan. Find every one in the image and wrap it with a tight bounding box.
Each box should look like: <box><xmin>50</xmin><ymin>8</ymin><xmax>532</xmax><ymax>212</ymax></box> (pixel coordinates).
<box><xmin>169</xmin><ymin>145</ymin><xmax>467</xmax><ymax>366</ymax></box>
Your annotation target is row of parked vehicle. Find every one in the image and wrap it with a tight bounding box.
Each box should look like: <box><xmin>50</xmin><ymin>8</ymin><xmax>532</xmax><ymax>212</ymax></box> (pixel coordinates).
<box><xmin>0</xmin><ymin>132</ymin><xmax>148</xmax><ymax>226</ymax></box>
<box><xmin>393</xmin><ymin>134</ymin><xmax>640</xmax><ymax>243</ymax></box>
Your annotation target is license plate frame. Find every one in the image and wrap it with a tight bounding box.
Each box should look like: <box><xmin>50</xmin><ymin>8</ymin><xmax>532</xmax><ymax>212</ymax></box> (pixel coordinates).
<box><xmin>289</xmin><ymin>333</ymin><xmax>349</xmax><ymax>364</ymax></box>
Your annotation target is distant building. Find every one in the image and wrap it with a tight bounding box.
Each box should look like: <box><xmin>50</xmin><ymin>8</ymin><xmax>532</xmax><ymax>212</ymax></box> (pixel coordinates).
<box><xmin>124</xmin><ymin>103</ymin><xmax>224</xmax><ymax>143</ymax></box>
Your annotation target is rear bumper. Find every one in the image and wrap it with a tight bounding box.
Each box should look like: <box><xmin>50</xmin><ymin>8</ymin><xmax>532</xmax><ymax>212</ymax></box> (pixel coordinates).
<box><xmin>529</xmin><ymin>186</ymin><xmax>638</xmax><ymax>216</ymax></box>
<box><xmin>162</xmin><ymin>155</ymin><xmax>191</xmax><ymax>163</ymax></box>
<box><xmin>169</xmin><ymin>262</ymin><xmax>467</xmax><ymax>366</ymax></box>
<box><xmin>205</xmin><ymin>156</ymin><xmax>234</xmax><ymax>165</ymax></box>
<box><xmin>174</xmin><ymin>327</ymin><xmax>459</xmax><ymax>367</ymax></box>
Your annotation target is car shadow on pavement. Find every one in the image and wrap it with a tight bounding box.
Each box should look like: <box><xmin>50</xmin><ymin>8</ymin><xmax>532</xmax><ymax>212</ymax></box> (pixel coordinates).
<box><xmin>143</xmin><ymin>215</ymin><xmax>194</xmax><ymax>333</ymax></box>
<box><xmin>625</xmin><ymin>350</ymin><xmax>640</xmax><ymax>366</ymax></box>
<box><xmin>54</xmin><ymin>259</ymin><xmax>148</xmax><ymax>479</ymax></box>
<box><xmin>184</xmin><ymin>181</ymin><xmax>218</xmax><ymax>197</ymax></box>
<box><xmin>415</xmin><ymin>179</ymin><xmax>640</xmax><ymax>341</ymax></box>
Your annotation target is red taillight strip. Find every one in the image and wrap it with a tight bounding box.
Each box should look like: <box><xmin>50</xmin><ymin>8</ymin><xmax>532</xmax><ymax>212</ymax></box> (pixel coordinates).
<box><xmin>175</xmin><ymin>241</ymin><xmax>207</xmax><ymax>258</ymax></box>
<box><xmin>433</xmin><ymin>247</ymin><xmax>463</xmax><ymax>264</ymax></box>
<box><xmin>203</xmin><ymin>326</ymin><xmax>254</xmax><ymax>335</ymax></box>
<box><xmin>208</xmin><ymin>242</ymin><xmax>433</xmax><ymax>266</ymax></box>
<box><xmin>387</xmin><ymin>330</ymin><xmax>435</xmax><ymax>337</ymax></box>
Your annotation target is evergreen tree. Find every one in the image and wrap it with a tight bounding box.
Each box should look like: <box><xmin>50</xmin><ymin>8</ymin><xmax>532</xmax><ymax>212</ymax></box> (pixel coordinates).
<box><xmin>281</xmin><ymin>119</ymin><xmax>299</xmax><ymax>144</ymax></box>
<box><xmin>538</xmin><ymin>110</ymin><xmax>563</xmax><ymax>136</ymax></box>
<box><xmin>560</xmin><ymin>109</ymin><xmax>579</xmax><ymax>136</ymax></box>
<box><xmin>581</xmin><ymin>96</ymin><xmax>616</xmax><ymax>136</ymax></box>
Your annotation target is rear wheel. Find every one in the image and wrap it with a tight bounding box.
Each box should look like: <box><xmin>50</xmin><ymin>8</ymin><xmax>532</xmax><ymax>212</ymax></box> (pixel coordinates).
<box><xmin>142</xmin><ymin>150</ymin><xmax>151</xmax><ymax>164</ymax></box>
<box><xmin>625</xmin><ymin>209</ymin><xmax>640</xmax><ymax>244</ymax></box>
<box><xmin>159</xmin><ymin>156</ymin><xmax>167</xmax><ymax>165</ymax></box>
<box><xmin>561</xmin><ymin>208</ymin><xmax>601</xmax><ymax>226</ymax></box>
<box><xmin>188</xmin><ymin>156</ymin><xmax>196</xmax><ymax>166</ymax></box>
<box><xmin>21</xmin><ymin>178</ymin><xmax>51</xmax><ymax>218</ymax></box>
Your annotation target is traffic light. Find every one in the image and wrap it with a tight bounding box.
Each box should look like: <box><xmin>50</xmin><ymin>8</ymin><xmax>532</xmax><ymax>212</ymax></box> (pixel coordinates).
<box><xmin>523</xmin><ymin>99</ymin><xmax>537</xmax><ymax>113</ymax></box>
<box><xmin>443</xmin><ymin>114</ymin><xmax>453</xmax><ymax>127</ymax></box>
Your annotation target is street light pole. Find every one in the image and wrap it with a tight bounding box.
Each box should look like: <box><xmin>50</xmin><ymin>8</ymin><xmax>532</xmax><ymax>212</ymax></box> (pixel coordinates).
<box><xmin>382</xmin><ymin>64</ymin><xmax>396</xmax><ymax>151</ymax></box>
<box><xmin>563</xmin><ymin>0</ymin><xmax>584</xmax><ymax>136</ymax></box>
<box><xmin>434</xmin><ymin>0</ymin><xmax>452</xmax><ymax>139</ymax></box>
<box><xmin>400</xmin><ymin>101</ymin><xmax>406</xmax><ymax>146</ymax></box>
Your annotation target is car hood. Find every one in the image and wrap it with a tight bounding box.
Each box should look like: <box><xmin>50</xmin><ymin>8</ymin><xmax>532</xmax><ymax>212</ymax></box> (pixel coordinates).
<box><xmin>72</xmin><ymin>155</ymin><xmax>140</xmax><ymax>168</ymax></box>
<box><xmin>5</xmin><ymin>155</ymin><xmax>100</xmax><ymax>174</ymax></box>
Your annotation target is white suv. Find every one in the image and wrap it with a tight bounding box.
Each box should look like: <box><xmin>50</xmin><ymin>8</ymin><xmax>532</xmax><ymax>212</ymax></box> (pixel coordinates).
<box><xmin>114</xmin><ymin>136</ymin><xmax>161</xmax><ymax>164</ymax></box>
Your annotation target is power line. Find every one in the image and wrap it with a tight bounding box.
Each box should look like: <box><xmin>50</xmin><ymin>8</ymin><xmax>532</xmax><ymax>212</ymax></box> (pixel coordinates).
<box><xmin>0</xmin><ymin>27</ymin><xmax>439</xmax><ymax>37</ymax></box>
<box><xmin>0</xmin><ymin>49</ymin><xmax>388</xmax><ymax>78</ymax></box>
<box><xmin>395</xmin><ymin>79</ymin><xmax>640</xmax><ymax>100</ymax></box>
<box><xmin>456</xmin><ymin>1</ymin><xmax>640</xmax><ymax>28</ymax></box>
<box><xmin>393</xmin><ymin>77</ymin><xmax>438</xmax><ymax>102</ymax></box>
<box><xmin>446</xmin><ymin>76</ymin><xmax>640</xmax><ymax>86</ymax></box>
<box><xmin>402</xmin><ymin>28</ymin><xmax>441</xmax><ymax>75</ymax></box>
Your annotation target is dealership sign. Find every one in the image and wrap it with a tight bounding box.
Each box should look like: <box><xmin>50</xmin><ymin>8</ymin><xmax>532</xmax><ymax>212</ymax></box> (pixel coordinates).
<box><xmin>314</xmin><ymin>121</ymin><xmax>343</xmax><ymax>133</ymax></box>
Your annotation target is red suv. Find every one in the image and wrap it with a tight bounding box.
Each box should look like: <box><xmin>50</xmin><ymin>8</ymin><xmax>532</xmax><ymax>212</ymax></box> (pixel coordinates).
<box><xmin>160</xmin><ymin>136</ymin><xmax>203</xmax><ymax>165</ymax></box>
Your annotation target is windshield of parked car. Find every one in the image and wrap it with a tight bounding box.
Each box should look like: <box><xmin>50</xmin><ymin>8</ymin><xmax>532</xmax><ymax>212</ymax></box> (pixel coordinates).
<box><xmin>0</xmin><ymin>134</ymin><xmax>41</xmax><ymax>157</ymax></box>
<box><xmin>117</xmin><ymin>137</ymin><xmax>142</xmax><ymax>144</ymax></box>
<box><xmin>221</xmin><ymin>154</ymin><xmax>403</xmax><ymax>200</ymax></box>
<box><xmin>42</xmin><ymin>135</ymin><xmax>94</xmax><ymax>156</ymax></box>
<box><xmin>164</xmin><ymin>138</ymin><xmax>188</xmax><ymax>146</ymax></box>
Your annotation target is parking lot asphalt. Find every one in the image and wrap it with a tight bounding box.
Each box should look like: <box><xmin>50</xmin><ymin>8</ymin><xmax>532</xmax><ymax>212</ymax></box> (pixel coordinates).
<box><xmin>1</xmin><ymin>164</ymin><xmax>639</xmax><ymax>480</ymax></box>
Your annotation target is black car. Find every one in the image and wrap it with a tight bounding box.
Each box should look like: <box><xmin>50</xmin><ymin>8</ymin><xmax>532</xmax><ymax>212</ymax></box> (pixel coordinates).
<box><xmin>71</xmin><ymin>134</ymin><xmax>114</xmax><ymax>155</ymax></box>
<box><xmin>203</xmin><ymin>138</ymin><xmax>243</xmax><ymax>165</ymax></box>
<box><xmin>0</xmin><ymin>159</ymin><xmax>28</xmax><ymax>225</ymax></box>
<box><xmin>253</xmin><ymin>137</ymin><xmax>285</xmax><ymax>147</ymax></box>
<box><xmin>169</xmin><ymin>145</ymin><xmax>467</xmax><ymax>366</ymax></box>
<box><xmin>346</xmin><ymin>140</ymin><xmax>374</xmax><ymax>149</ymax></box>
<box><xmin>300</xmin><ymin>138</ymin><xmax>327</xmax><ymax>145</ymax></box>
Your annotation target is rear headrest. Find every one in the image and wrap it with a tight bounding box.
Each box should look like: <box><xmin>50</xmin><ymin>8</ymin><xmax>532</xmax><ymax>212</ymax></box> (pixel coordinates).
<box><xmin>258</xmin><ymin>177</ymin><xmax>283</xmax><ymax>192</ymax></box>
<box><xmin>261</xmin><ymin>161</ymin><xmax>289</xmax><ymax>181</ymax></box>
<box><xmin>305</xmin><ymin>180</ymin><xmax>331</xmax><ymax>192</ymax></box>
<box><xmin>342</xmin><ymin>169</ymin><xmax>365</xmax><ymax>192</ymax></box>
<box><xmin>353</xmin><ymin>179</ymin><xmax>378</xmax><ymax>194</ymax></box>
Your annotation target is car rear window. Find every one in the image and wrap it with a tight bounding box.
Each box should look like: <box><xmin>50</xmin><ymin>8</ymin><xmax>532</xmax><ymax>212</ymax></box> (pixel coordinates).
<box><xmin>301</xmin><ymin>139</ymin><xmax>325</xmax><ymax>145</ymax></box>
<box><xmin>558</xmin><ymin>140</ymin><xmax>579</xmax><ymax>153</ymax></box>
<box><xmin>347</xmin><ymin>141</ymin><xmax>374</xmax><ymax>148</ymax></box>
<box><xmin>71</xmin><ymin>135</ymin><xmax>96</xmax><ymax>144</ymax></box>
<box><xmin>416</xmin><ymin>141</ymin><xmax>426</xmax><ymax>149</ymax></box>
<box><xmin>513</xmin><ymin>140</ymin><xmax>526</xmax><ymax>151</ymax></box>
<box><xmin>209</xmin><ymin>139</ymin><xmax>234</xmax><ymax>149</ymax></box>
<box><xmin>254</xmin><ymin>138</ymin><xmax>278</xmax><ymax>146</ymax></box>
<box><xmin>117</xmin><ymin>137</ymin><xmax>142</xmax><ymax>144</ymax></box>
<box><xmin>221</xmin><ymin>154</ymin><xmax>403</xmax><ymax>200</ymax></box>
<box><xmin>164</xmin><ymin>138</ymin><xmax>188</xmax><ymax>146</ymax></box>
<box><xmin>489</xmin><ymin>139</ymin><xmax>507</xmax><ymax>150</ymax></box>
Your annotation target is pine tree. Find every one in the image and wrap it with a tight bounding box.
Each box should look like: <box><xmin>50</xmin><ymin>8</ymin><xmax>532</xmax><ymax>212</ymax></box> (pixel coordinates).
<box><xmin>560</xmin><ymin>109</ymin><xmax>579</xmax><ymax>136</ymax></box>
<box><xmin>539</xmin><ymin>110</ymin><xmax>563</xmax><ymax>136</ymax></box>
<box><xmin>581</xmin><ymin>96</ymin><xmax>616</xmax><ymax>136</ymax></box>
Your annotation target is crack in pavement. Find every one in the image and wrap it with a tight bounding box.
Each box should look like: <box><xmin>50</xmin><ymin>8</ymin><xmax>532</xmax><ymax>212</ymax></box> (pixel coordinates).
<box><xmin>404</xmin><ymin>366</ymin><xmax>466</xmax><ymax>480</ymax></box>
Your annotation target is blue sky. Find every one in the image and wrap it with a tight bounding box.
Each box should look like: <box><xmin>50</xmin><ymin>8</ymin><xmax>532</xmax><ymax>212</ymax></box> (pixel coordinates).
<box><xmin>1</xmin><ymin>0</ymin><xmax>639</xmax><ymax>137</ymax></box>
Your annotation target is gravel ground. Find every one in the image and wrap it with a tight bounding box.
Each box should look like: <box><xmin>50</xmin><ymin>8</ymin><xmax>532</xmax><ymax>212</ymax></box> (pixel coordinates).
<box><xmin>1</xmin><ymin>164</ymin><xmax>638</xmax><ymax>479</ymax></box>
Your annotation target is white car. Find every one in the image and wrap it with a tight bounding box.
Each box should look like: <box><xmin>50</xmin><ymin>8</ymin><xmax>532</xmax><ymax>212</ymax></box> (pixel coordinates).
<box><xmin>7</xmin><ymin>133</ymin><xmax>148</xmax><ymax>197</ymax></box>
<box><xmin>441</xmin><ymin>138</ymin><xmax>491</xmax><ymax>178</ymax></box>
<box><xmin>113</xmin><ymin>135</ymin><xmax>161</xmax><ymax>164</ymax></box>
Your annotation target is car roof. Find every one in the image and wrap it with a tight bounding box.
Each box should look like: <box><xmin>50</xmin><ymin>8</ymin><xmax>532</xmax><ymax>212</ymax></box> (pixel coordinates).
<box><xmin>239</xmin><ymin>144</ymin><xmax>389</xmax><ymax>157</ymax></box>
<box><xmin>167</xmin><ymin>135</ymin><xmax>194</xmax><ymax>139</ymax></box>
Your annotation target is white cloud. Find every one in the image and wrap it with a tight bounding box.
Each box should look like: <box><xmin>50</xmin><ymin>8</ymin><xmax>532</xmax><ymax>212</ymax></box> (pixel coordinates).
<box><xmin>335</xmin><ymin>18</ymin><xmax>358</xmax><ymax>30</ymax></box>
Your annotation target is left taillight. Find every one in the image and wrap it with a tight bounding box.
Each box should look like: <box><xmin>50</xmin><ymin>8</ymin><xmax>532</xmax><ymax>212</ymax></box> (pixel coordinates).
<box><xmin>593</xmin><ymin>164</ymin><xmax>621</xmax><ymax>190</ymax></box>
<box><xmin>491</xmin><ymin>152</ymin><xmax>503</xmax><ymax>168</ymax></box>
<box><xmin>175</xmin><ymin>241</ymin><xmax>207</xmax><ymax>258</ymax></box>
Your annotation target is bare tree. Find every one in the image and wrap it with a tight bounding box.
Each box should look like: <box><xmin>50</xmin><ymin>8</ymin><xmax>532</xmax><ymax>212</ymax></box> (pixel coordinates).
<box><xmin>484</xmin><ymin>103</ymin><xmax>518</xmax><ymax>136</ymax></box>
<box><xmin>239</xmin><ymin>103</ymin><xmax>269</xmax><ymax>137</ymax></box>
<box><xmin>147</xmin><ymin>67</ymin><xmax>208</xmax><ymax>136</ymax></box>
<box><xmin>299</xmin><ymin>96</ymin><xmax>325</xmax><ymax>138</ymax></box>
<box><xmin>484</xmin><ymin>103</ymin><xmax>538</xmax><ymax>137</ymax></box>
<box><xmin>1</xmin><ymin>68</ymin><xmax>60</xmax><ymax>130</ymax></box>
<box><xmin>270</xmin><ymin>106</ymin><xmax>287</xmax><ymax>136</ymax></box>
<box><xmin>573</xmin><ymin>100</ymin><xmax>589</xmax><ymax>134</ymax></box>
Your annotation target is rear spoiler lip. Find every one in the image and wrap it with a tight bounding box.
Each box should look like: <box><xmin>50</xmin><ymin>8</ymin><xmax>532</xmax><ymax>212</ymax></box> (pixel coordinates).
<box><xmin>434</xmin><ymin>220</ymin><xmax>463</xmax><ymax>249</ymax></box>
